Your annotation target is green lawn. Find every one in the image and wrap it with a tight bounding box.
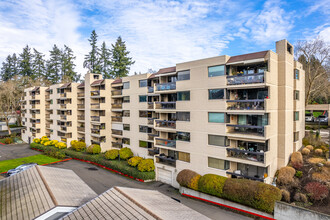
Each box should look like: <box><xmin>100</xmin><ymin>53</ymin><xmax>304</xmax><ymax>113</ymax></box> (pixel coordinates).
<box><xmin>0</xmin><ymin>154</ymin><xmax>61</xmax><ymax>173</ymax></box>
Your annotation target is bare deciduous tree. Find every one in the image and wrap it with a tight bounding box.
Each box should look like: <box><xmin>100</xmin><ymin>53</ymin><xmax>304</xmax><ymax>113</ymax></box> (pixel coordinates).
<box><xmin>295</xmin><ymin>37</ymin><xmax>330</xmax><ymax>105</ymax></box>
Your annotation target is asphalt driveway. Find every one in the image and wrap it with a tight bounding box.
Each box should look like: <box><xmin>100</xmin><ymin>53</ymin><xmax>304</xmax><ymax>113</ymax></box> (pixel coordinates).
<box><xmin>48</xmin><ymin>159</ymin><xmax>251</xmax><ymax>220</ymax></box>
<box><xmin>0</xmin><ymin>143</ymin><xmax>40</xmax><ymax>161</ymax></box>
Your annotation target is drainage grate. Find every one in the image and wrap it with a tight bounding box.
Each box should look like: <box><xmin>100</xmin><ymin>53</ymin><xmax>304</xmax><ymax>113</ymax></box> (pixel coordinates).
<box><xmin>87</xmin><ymin>167</ymin><xmax>98</xmax><ymax>171</ymax></box>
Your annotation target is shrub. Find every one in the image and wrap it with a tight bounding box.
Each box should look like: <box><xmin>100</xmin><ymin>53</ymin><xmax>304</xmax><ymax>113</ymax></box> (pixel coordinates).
<box><xmin>301</xmin><ymin>148</ymin><xmax>310</xmax><ymax>155</ymax></box>
<box><xmin>295</xmin><ymin>171</ymin><xmax>303</xmax><ymax>178</ymax></box>
<box><xmin>307</xmin><ymin>157</ymin><xmax>326</xmax><ymax>164</ymax></box>
<box><xmin>281</xmin><ymin>189</ymin><xmax>290</xmax><ymax>203</ymax></box>
<box><xmin>128</xmin><ymin>156</ymin><xmax>143</xmax><ymax>167</ymax></box>
<box><xmin>43</xmin><ymin>141</ymin><xmax>52</xmax><ymax>146</ymax></box>
<box><xmin>305</xmin><ymin>145</ymin><xmax>314</xmax><ymax>151</ymax></box>
<box><xmin>291</xmin><ymin>152</ymin><xmax>303</xmax><ymax>165</ymax></box>
<box><xmin>4</xmin><ymin>138</ymin><xmax>13</xmax><ymax>144</ymax></box>
<box><xmin>293</xmin><ymin>193</ymin><xmax>308</xmax><ymax>203</ymax></box>
<box><xmin>198</xmin><ymin>174</ymin><xmax>227</xmax><ymax>197</ymax></box>
<box><xmin>104</xmin><ymin>149</ymin><xmax>119</xmax><ymax>160</ymax></box>
<box><xmin>44</xmin><ymin>148</ymin><xmax>66</xmax><ymax>159</ymax></box>
<box><xmin>137</xmin><ymin>159</ymin><xmax>155</xmax><ymax>172</ymax></box>
<box><xmin>70</xmin><ymin>140</ymin><xmax>78</xmax><ymax>147</ymax></box>
<box><xmin>72</xmin><ymin>141</ymin><xmax>86</xmax><ymax>152</ymax></box>
<box><xmin>314</xmin><ymin>149</ymin><xmax>323</xmax><ymax>156</ymax></box>
<box><xmin>49</xmin><ymin>140</ymin><xmax>58</xmax><ymax>146</ymax></box>
<box><xmin>277</xmin><ymin>166</ymin><xmax>296</xmax><ymax>185</ymax></box>
<box><xmin>325</xmin><ymin>161</ymin><xmax>330</xmax><ymax>167</ymax></box>
<box><xmin>302</xmin><ymin>138</ymin><xmax>309</xmax><ymax>146</ymax></box>
<box><xmin>86</xmin><ymin>144</ymin><xmax>101</xmax><ymax>154</ymax></box>
<box><xmin>305</xmin><ymin>182</ymin><xmax>329</xmax><ymax>201</ymax></box>
<box><xmin>176</xmin><ymin>169</ymin><xmax>201</xmax><ymax>191</ymax></box>
<box><xmin>33</xmin><ymin>138</ymin><xmax>40</xmax><ymax>143</ymax></box>
<box><xmin>222</xmin><ymin>179</ymin><xmax>282</xmax><ymax>213</ymax></box>
<box><xmin>55</xmin><ymin>142</ymin><xmax>67</xmax><ymax>149</ymax></box>
<box><xmin>119</xmin><ymin>147</ymin><xmax>133</xmax><ymax>160</ymax></box>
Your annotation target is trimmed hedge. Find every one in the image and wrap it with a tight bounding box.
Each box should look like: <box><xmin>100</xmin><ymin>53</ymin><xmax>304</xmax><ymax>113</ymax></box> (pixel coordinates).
<box><xmin>137</xmin><ymin>159</ymin><xmax>155</xmax><ymax>172</ymax></box>
<box><xmin>177</xmin><ymin>169</ymin><xmax>282</xmax><ymax>214</ymax></box>
<box><xmin>86</xmin><ymin>144</ymin><xmax>101</xmax><ymax>154</ymax></box>
<box><xmin>105</xmin><ymin>149</ymin><xmax>119</xmax><ymax>160</ymax></box>
<box><xmin>176</xmin><ymin>169</ymin><xmax>201</xmax><ymax>191</ymax></box>
<box><xmin>71</xmin><ymin>141</ymin><xmax>86</xmax><ymax>152</ymax></box>
<box><xmin>128</xmin><ymin>156</ymin><xmax>143</xmax><ymax>167</ymax></box>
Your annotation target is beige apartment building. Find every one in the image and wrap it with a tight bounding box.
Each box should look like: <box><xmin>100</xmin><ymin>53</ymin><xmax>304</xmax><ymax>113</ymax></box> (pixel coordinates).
<box><xmin>22</xmin><ymin>39</ymin><xmax>305</xmax><ymax>187</ymax></box>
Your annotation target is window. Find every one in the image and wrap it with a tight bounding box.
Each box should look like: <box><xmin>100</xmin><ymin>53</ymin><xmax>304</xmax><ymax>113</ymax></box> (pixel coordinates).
<box><xmin>177</xmin><ymin>70</ymin><xmax>190</xmax><ymax>81</ymax></box>
<box><xmin>176</xmin><ymin>112</ymin><xmax>190</xmax><ymax>121</ymax></box>
<box><xmin>287</xmin><ymin>43</ymin><xmax>293</xmax><ymax>54</ymax></box>
<box><xmin>294</xmin><ymin>69</ymin><xmax>299</xmax><ymax>79</ymax></box>
<box><xmin>123</xmin><ymin>110</ymin><xmax>130</xmax><ymax>117</ymax></box>
<box><xmin>123</xmin><ymin>138</ymin><xmax>130</xmax><ymax>145</ymax></box>
<box><xmin>139</xmin><ymin>111</ymin><xmax>148</xmax><ymax>118</ymax></box>
<box><xmin>93</xmin><ymin>74</ymin><xmax>99</xmax><ymax>79</ymax></box>
<box><xmin>49</xmin><ymin>89</ymin><xmax>53</xmax><ymax>94</ymax></box>
<box><xmin>123</xmin><ymin>82</ymin><xmax>130</xmax><ymax>89</ymax></box>
<box><xmin>57</xmin><ymin>88</ymin><xmax>60</xmax><ymax>93</ymax></box>
<box><xmin>177</xmin><ymin>132</ymin><xmax>190</xmax><ymax>142</ymax></box>
<box><xmin>294</xmin><ymin>90</ymin><xmax>299</xmax><ymax>100</ymax></box>
<box><xmin>208</xmin><ymin>135</ymin><xmax>227</xmax><ymax>146</ymax></box>
<box><xmin>208</xmin><ymin>65</ymin><xmax>225</xmax><ymax>77</ymax></box>
<box><xmin>294</xmin><ymin>111</ymin><xmax>299</xmax><ymax>121</ymax></box>
<box><xmin>178</xmin><ymin>152</ymin><xmax>190</xmax><ymax>162</ymax></box>
<box><xmin>208</xmin><ymin>157</ymin><xmax>229</xmax><ymax>170</ymax></box>
<box><xmin>123</xmin><ymin>124</ymin><xmax>130</xmax><ymax>131</ymax></box>
<box><xmin>139</xmin><ymin>140</ymin><xmax>148</xmax><ymax>148</ymax></box>
<box><xmin>123</xmin><ymin>96</ymin><xmax>130</xmax><ymax>103</ymax></box>
<box><xmin>209</xmin><ymin>89</ymin><xmax>225</xmax><ymax>100</ymax></box>
<box><xmin>139</xmin><ymin>79</ymin><xmax>148</xmax><ymax>87</ymax></box>
<box><xmin>208</xmin><ymin>112</ymin><xmax>225</xmax><ymax>123</ymax></box>
<box><xmin>177</xmin><ymin>91</ymin><xmax>190</xmax><ymax>101</ymax></box>
<box><xmin>294</xmin><ymin>132</ymin><xmax>299</xmax><ymax>142</ymax></box>
<box><xmin>139</xmin><ymin>125</ymin><xmax>148</xmax><ymax>133</ymax></box>
<box><xmin>139</xmin><ymin>95</ymin><xmax>147</xmax><ymax>102</ymax></box>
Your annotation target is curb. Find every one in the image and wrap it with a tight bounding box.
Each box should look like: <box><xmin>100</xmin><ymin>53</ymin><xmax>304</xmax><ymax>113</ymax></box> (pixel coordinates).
<box><xmin>182</xmin><ymin>193</ymin><xmax>275</xmax><ymax>220</ymax></box>
<box><xmin>0</xmin><ymin>143</ymin><xmax>5</xmax><ymax>145</ymax></box>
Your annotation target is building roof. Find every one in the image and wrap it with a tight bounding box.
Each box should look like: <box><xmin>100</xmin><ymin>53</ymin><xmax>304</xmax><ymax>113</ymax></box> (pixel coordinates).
<box><xmin>77</xmin><ymin>82</ymin><xmax>85</xmax><ymax>88</ymax></box>
<box><xmin>227</xmin><ymin>51</ymin><xmax>268</xmax><ymax>64</ymax></box>
<box><xmin>156</xmin><ymin>66</ymin><xmax>176</xmax><ymax>75</ymax></box>
<box><xmin>0</xmin><ymin>166</ymin><xmax>97</xmax><ymax>220</ymax></box>
<box><xmin>45</xmin><ymin>87</ymin><xmax>51</xmax><ymax>92</ymax></box>
<box><xmin>32</xmin><ymin>87</ymin><xmax>40</xmax><ymax>92</ymax></box>
<box><xmin>112</xmin><ymin>78</ymin><xmax>122</xmax><ymax>84</ymax></box>
<box><xmin>60</xmin><ymin>83</ymin><xmax>71</xmax><ymax>89</ymax></box>
<box><xmin>62</xmin><ymin>187</ymin><xmax>210</xmax><ymax>220</ymax></box>
<box><xmin>91</xmin><ymin>79</ymin><xmax>104</xmax><ymax>86</ymax></box>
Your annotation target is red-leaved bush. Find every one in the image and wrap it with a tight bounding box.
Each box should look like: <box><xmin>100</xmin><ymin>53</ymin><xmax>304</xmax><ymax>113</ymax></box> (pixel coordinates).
<box><xmin>305</xmin><ymin>182</ymin><xmax>329</xmax><ymax>201</ymax></box>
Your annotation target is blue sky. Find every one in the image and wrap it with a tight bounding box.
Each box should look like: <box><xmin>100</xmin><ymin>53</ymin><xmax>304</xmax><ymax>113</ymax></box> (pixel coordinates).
<box><xmin>0</xmin><ymin>0</ymin><xmax>329</xmax><ymax>75</ymax></box>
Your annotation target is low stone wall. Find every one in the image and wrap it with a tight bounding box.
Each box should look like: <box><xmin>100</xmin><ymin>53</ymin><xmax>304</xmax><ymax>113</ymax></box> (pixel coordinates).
<box><xmin>179</xmin><ymin>187</ymin><xmax>274</xmax><ymax>219</ymax></box>
<box><xmin>274</xmin><ymin>201</ymin><xmax>330</xmax><ymax>220</ymax></box>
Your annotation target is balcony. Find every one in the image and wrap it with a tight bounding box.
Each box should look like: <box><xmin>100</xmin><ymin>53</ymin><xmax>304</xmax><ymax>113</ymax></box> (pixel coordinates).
<box><xmin>112</xmin><ymin>142</ymin><xmax>123</xmax><ymax>149</ymax></box>
<box><xmin>148</xmin><ymin>118</ymin><xmax>156</xmax><ymax>125</ymax></box>
<box><xmin>112</xmin><ymin>103</ymin><xmax>122</xmax><ymax>109</ymax></box>
<box><xmin>155</xmin><ymin>120</ymin><xmax>176</xmax><ymax>129</ymax></box>
<box><xmin>77</xmin><ymin>127</ymin><xmax>85</xmax><ymax>132</ymax></box>
<box><xmin>155</xmin><ymin>102</ymin><xmax>176</xmax><ymax>110</ymax></box>
<box><xmin>31</xmin><ymin>114</ymin><xmax>36</xmax><ymax>119</ymax></box>
<box><xmin>148</xmin><ymin>148</ymin><xmax>159</xmax><ymax>156</ymax></box>
<box><xmin>111</xmin><ymin>116</ymin><xmax>122</xmax><ymax>122</ymax></box>
<box><xmin>91</xmin><ymin>103</ymin><xmax>100</xmax><ymax>110</ymax></box>
<box><xmin>78</xmin><ymin>115</ymin><xmax>85</xmax><ymax>121</ymax></box>
<box><xmin>91</xmin><ymin>116</ymin><xmax>100</xmax><ymax>122</ymax></box>
<box><xmin>60</xmin><ymin>115</ymin><xmax>67</xmax><ymax>121</ymax></box>
<box><xmin>148</xmin><ymin>102</ymin><xmax>154</xmax><ymax>109</ymax></box>
<box><xmin>77</xmin><ymin>92</ymin><xmax>85</xmax><ymax>98</ymax></box>
<box><xmin>60</xmin><ymin>104</ymin><xmax>66</xmax><ymax>109</ymax></box>
<box><xmin>77</xmin><ymin>104</ymin><xmax>84</xmax><ymax>109</ymax></box>
<box><xmin>112</xmin><ymin>129</ymin><xmax>123</xmax><ymax>136</ymax></box>
<box><xmin>148</xmin><ymin>133</ymin><xmax>159</xmax><ymax>141</ymax></box>
<box><xmin>227</xmin><ymin>148</ymin><xmax>265</xmax><ymax>163</ymax></box>
<box><xmin>155</xmin><ymin>138</ymin><xmax>176</xmax><ymax>148</ymax></box>
<box><xmin>46</xmin><ymin>114</ymin><xmax>50</xmax><ymax>119</ymax></box>
<box><xmin>45</xmin><ymin>95</ymin><xmax>50</xmax><ymax>100</ymax></box>
<box><xmin>111</xmin><ymin>90</ymin><xmax>122</xmax><ymax>96</ymax></box>
<box><xmin>60</xmin><ymin>93</ymin><xmax>67</xmax><ymax>98</ymax></box>
<box><xmin>45</xmin><ymin>104</ymin><xmax>50</xmax><ymax>109</ymax></box>
<box><xmin>227</xmin><ymin>100</ymin><xmax>265</xmax><ymax>111</ymax></box>
<box><xmin>61</xmin><ymin>126</ymin><xmax>67</xmax><ymax>132</ymax></box>
<box><xmin>155</xmin><ymin>82</ymin><xmax>176</xmax><ymax>91</ymax></box>
<box><xmin>226</xmin><ymin>171</ymin><xmax>264</xmax><ymax>182</ymax></box>
<box><xmin>91</xmin><ymin>128</ymin><xmax>102</xmax><ymax>135</ymax></box>
<box><xmin>156</xmin><ymin>155</ymin><xmax>176</xmax><ymax>167</ymax></box>
<box><xmin>227</xmin><ymin>73</ymin><xmax>264</xmax><ymax>86</ymax></box>
<box><xmin>91</xmin><ymin>90</ymin><xmax>100</xmax><ymax>97</ymax></box>
<box><xmin>227</xmin><ymin>124</ymin><xmax>264</xmax><ymax>136</ymax></box>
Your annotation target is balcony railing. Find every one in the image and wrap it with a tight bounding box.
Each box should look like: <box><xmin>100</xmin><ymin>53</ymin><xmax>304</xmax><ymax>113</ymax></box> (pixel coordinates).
<box><xmin>77</xmin><ymin>104</ymin><xmax>84</xmax><ymax>109</ymax></box>
<box><xmin>60</xmin><ymin>115</ymin><xmax>67</xmax><ymax>120</ymax></box>
<box><xmin>148</xmin><ymin>102</ymin><xmax>154</xmax><ymax>109</ymax></box>
<box><xmin>111</xmin><ymin>116</ymin><xmax>122</xmax><ymax>122</ymax></box>
<box><xmin>156</xmin><ymin>155</ymin><xmax>176</xmax><ymax>167</ymax></box>
<box><xmin>32</xmin><ymin>114</ymin><xmax>36</xmax><ymax>118</ymax></box>
<box><xmin>227</xmin><ymin>100</ymin><xmax>265</xmax><ymax>111</ymax></box>
<box><xmin>226</xmin><ymin>124</ymin><xmax>264</xmax><ymax>136</ymax></box>
<box><xmin>91</xmin><ymin>90</ymin><xmax>100</xmax><ymax>96</ymax></box>
<box><xmin>155</xmin><ymin>138</ymin><xmax>176</xmax><ymax>148</ymax></box>
<box><xmin>112</xmin><ymin>103</ymin><xmax>122</xmax><ymax>109</ymax></box>
<box><xmin>61</xmin><ymin>126</ymin><xmax>67</xmax><ymax>132</ymax></box>
<box><xmin>46</xmin><ymin>114</ymin><xmax>50</xmax><ymax>119</ymax></box>
<box><xmin>45</xmin><ymin>95</ymin><xmax>50</xmax><ymax>99</ymax></box>
<box><xmin>155</xmin><ymin>102</ymin><xmax>176</xmax><ymax>110</ymax></box>
<box><xmin>227</xmin><ymin>73</ymin><xmax>264</xmax><ymax>85</ymax></box>
<box><xmin>112</xmin><ymin>142</ymin><xmax>123</xmax><ymax>149</ymax></box>
<box><xmin>148</xmin><ymin>148</ymin><xmax>159</xmax><ymax>156</ymax></box>
<box><xmin>148</xmin><ymin>86</ymin><xmax>154</xmax><ymax>93</ymax></box>
<box><xmin>77</xmin><ymin>92</ymin><xmax>84</xmax><ymax>98</ymax></box>
<box><xmin>112</xmin><ymin>129</ymin><xmax>123</xmax><ymax>136</ymax></box>
<box><xmin>45</xmin><ymin>104</ymin><xmax>50</xmax><ymax>109</ymax></box>
<box><xmin>60</xmin><ymin>104</ymin><xmax>66</xmax><ymax>109</ymax></box>
<box><xmin>91</xmin><ymin>129</ymin><xmax>101</xmax><ymax>135</ymax></box>
<box><xmin>111</xmin><ymin>90</ymin><xmax>122</xmax><ymax>96</ymax></box>
<box><xmin>155</xmin><ymin>82</ymin><xmax>176</xmax><ymax>91</ymax></box>
<box><xmin>78</xmin><ymin>115</ymin><xmax>85</xmax><ymax>121</ymax></box>
<box><xmin>91</xmin><ymin>103</ymin><xmax>100</xmax><ymax>109</ymax></box>
<box><xmin>91</xmin><ymin>116</ymin><xmax>100</xmax><ymax>122</ymax></box>
<box><xmin>155</xmin><ymin>120</ymin><xmax>176</xmax><ymax>129</ymax></box>
<box><xmin>60</xmin><ymin>93</ymin><xmax>67</xmax><ymax>98</ymax></box>
<box><xmin>77</xmin><ymin>127</ymin><xmax>85</xmax><ymax>132</ymax></box>
<box><xmin>226</xmin><ymin>171</ymin><xmax>264</xmax><ymax>182</ymax></box>
<box><xmin>148</xmin><ymin>118</ymin><xmax>155</xmax><ymax>125</ymax></box>
<box><xmin>148</xmin><ymin>133</ymin><xmax>159</xmax><ymax>141</ymax></box>
<box><xmin>226</xmin><ymin>148</ymin><xmax>265</xmax><ymax>163</ymax></box>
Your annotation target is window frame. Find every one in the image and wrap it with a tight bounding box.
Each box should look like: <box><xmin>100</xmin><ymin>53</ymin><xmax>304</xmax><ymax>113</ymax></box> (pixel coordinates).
<box><xmin>294</xmin><ymin>111</ymin><xmax>299</xmax><ymax>121</ymax></box>
<box><xmin>208</xmin><ymin>157</ymin><xmax>230</xmax><ymax>170</ymax></box>
<box><xmin>294</xmin><ymin>69</ymin><xmax>299</xmax><ymax>80</ymax></box>
<box><xmin>208</xmin><ymin>65</ymin><xmax>225</xmax><ymax>77</ymax></box>
<box><xmin>208</xmin><ymin>134</ymin><xmax>228</xmax><ymax>147</ymax></box>
<box><xmin>208</xmin><ymin>112</ymin><xmax>225</xmax><ymax>123</ymax></box>
<box><xmin>177</xmin><ymin>70</ymin><xmax>190</xmax><ymax>81</ymax></box>
<box><xmin>294</xmin><ymin>90</ymin><xmax>299</xmax><ymax>100</ymax></box>
<box><xmin>123</xmin><ymin>82</ymin><xmax>130</xmax><ymax>89</ymax></box>
<box><xmin>208</xmin><ymin>89</ymin><xmax>225</xmax><ymax>100</ymax></box>
<box><xmin>139</xmin><ymin>79</ymin><xmax>148</xmax><ymax>87</ymax></box>
<box><xmin>177</xmin><ymin>131</ymin><xmax>190</xmax><ymax>142</ymax></box>
<box><xmin>177</xmin><ymin>91</ymin><xmax>190</xmax><ymax>101</ymax></box>
<box><xmin>176</xmin><ymin>112</ymin><xmax>190</xmax><ymax>121</ymax></box>
<box><xmin>139</xmin><ymin>95</ymin><xmax>147</xmax><ymax>102</ymax></box>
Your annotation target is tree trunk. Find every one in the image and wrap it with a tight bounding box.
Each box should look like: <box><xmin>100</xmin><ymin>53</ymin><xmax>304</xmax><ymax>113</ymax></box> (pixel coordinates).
<box><xmin>5</xmin><ymin>118</ymin><xmax>11</xmax><ymax>135</ymax></box>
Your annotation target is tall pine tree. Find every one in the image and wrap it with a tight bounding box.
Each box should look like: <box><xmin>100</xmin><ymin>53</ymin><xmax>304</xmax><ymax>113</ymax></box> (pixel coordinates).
<box><xmin>0</xmin><ymin>54</ymin><xmax>18</xmax><ymax>81</ymax></box>
<box><xmin>99</xmin><ymin>41</ymin><xmax>111</xmax><ymax>79</ymax></box>
<box><xmin>62</xmin><ymin>45</ymin><xmax>80</xmax><ymax>82</ymax></box>
<box><xmin>46</xmin><ymin>44</ymin><xmax>62</xmax><ymax>83</ymax></box>
<box><xmin>109</xmin><ymin>36</ymin><xmax>135</xmax><ymax>78</ymax></box>
<box><xmin>19</xmin><ymin>45</ymin><xmax>33</xmax><ymax>78</ymax></box>
<box><xmin>32</xmin><ymin>49</ymin><xmax>46</xmax><ymax>80</ymax></box>
<box><xmin>84</xmin><ymin>30</ymin><xmax>101</xmax><ymax>74</ymax></box>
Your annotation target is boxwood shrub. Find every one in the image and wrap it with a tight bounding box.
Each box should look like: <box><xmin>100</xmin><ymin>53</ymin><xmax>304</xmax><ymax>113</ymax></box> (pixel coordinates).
<box><xmin>119</xmin><ymin>147</ymin><xmax>133</xmax><ymax>160</ymax></box>
<box><xmin>104</xmin><ymin>149</ymin><xmax>119</xmax><ymax>160</ymax></box>
<box><xmin>176</xmin><ymin>169</ymin><xmax>201</xmax><ymax>191</ymax></box>
<box><xmin>128</xmin><ymin>156</ymin><xmax>143</xmax><ymax>167</ymax></box>
<box><xmin>86</xmin><ymin>144</ymin><xmax>101</xmax><ymax>154</ymax></box>
<box><xmin>198</xmin><ymin>174</ymin><xmax>227</xmax><ymax>197</ymax></box>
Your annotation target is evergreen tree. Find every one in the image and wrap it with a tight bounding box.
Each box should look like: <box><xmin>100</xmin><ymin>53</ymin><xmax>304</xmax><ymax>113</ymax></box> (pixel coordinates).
<box><xmin>46</xmin><ymin>44</ymin><xmax>62</xmax><ymax>83</ymax></box>
<box><xmin>1</xmin><ymin>54</ymin><xmax>19</xmax><ymax>81</ymax></box>
<box><xmin>19</xmin><ymin>45</ymin><xmax>33</xmax><ymax>78</ymax></box>
<box><xmin>99</xmin><ymin>41</ymin><xmax>111</xmax><ymax>79</ymax></box>
<box><xmin>109</xmin><ymin>36</ymin><xmax>135</xmax><ymax>78</ymax></box>
<box><xmin>84</xmin><ymin>30</ymin><xmax>101</xmax><ymax>74</ymax></box>
<box><xmin>32</xmin><ymin>49</ymin><xmax>46</xmax><ymax>80</ymax></box>
<box><xmin>61</xmin><ymin>45</ymin><xmax>80</xmax><ymax>82</ymax></box>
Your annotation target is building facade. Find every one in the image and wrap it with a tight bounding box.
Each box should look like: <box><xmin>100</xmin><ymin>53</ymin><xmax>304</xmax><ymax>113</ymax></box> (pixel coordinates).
<box><xmin>22</xmin><ymin>39</ymin><xmax>305</xmax><ymax>187</ymax></box>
